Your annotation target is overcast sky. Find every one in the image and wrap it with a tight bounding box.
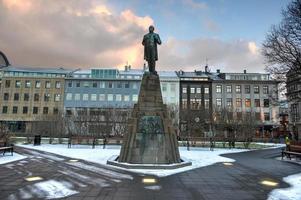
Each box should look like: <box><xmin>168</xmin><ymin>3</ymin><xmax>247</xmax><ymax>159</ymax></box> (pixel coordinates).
<box><xmin>0</xmin><ymin>0</ymin><xmax>289</xmax><ymax>72</ymax></box>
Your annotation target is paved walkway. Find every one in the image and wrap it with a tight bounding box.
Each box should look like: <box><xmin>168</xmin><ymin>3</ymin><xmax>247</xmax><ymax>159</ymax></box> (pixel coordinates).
<box><xmin>0</xmin><ymin>146</ymin><xmax>300</xmax><ymax>200</ymax></box>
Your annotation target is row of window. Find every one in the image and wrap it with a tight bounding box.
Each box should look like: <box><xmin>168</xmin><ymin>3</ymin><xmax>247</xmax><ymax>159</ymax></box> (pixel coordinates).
<box><xmin>4</xmin><ymin>80</ymin><xmax>61</xmax><ymax>89</ymax></box>
<box><xmin>2</xmin><ymin>106</ymin><xmax>58</xmax><ymax>115</ymax></box>
<box><xmin>65</xmin><ymin>93</ymin><xmax>138</xmax><ymax>102</ymax></box>
<box><xmin>3</xmin><ymin>93</ymin><xmax>61</xmax><ymax>102</ymax></box>
<box><xmin>215</xmin><ymin>98</ymin><xmax>270</xmax><ymax>108</ymax></box>
<box><xmin>67</xmin><ymin>81</ymin><xmax>139</xmax><ymax>89</ymax></box>
<box><xmin>182</xmin><ymin>98</ymin><xmax>270</xmax><ymax>109</ymax></box>
<box><xmin>215</xmin><ymin>85</ymin><xmax>269</xmax><ymax>94</ymax></box>
<box><xmin>182</xmin><ymin>87</ymin><xmax>210</xmax><ymax>94</ymax></box>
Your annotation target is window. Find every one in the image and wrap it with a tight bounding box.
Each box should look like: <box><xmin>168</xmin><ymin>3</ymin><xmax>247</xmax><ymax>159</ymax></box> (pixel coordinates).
<box><xmin>76</xmin><ymin>82</ymin><xmax>80</xmax><ymax>87</ymax></box>
<box><xmin>83</xmin><ymin>82</ymin><xmax>89</xmax><ymax>87</ymax></box>
<box><xmin>74</xmin><ymin>94</ymin><xmax>80</xmax><ymax>100</ymax></box>
<box><xmin>99</xmin><ymin>94</ymin><xmax>106</xmax><ymax>101</ymax></box>
<box><xmin>236</xmin><ymin>98</ymin><xmax>242</xmax><ymax>107</ymax></box>
<box><xmin>263</xmin><ymin>86</ymin><xmax>269</xmax><ymax>94</ymax></box>
<box><xmin>66</xmin><ymin>93</ymin><xmax>72</xmax><ymax>101</ymax></box>
<box><xmin>12</xmin><ymin>106</ymin><xmax>18</xmax><ymax>114</ymax></box>
<box><xmin>99</xmin><ymin>82</ymin><xmax>105</xmax><ymax>88</ymax></box>
<box><xmin>254</xmin><ymin>86</ymin><xmax>259</xmax><ymax>94</ymax></box>
<box><xmin>216</xmin><ymin>98</ymin><xmax>222</xmax><ymax>107</ymax></box>
<box><xmin>162</xmin><ymin>84</ymin><xmax>167</xmax><ymax>92</ymax></box>
<box><xmin>245</xmin><ymin>85</ymin><xmax>250</xmax><ymax>94</ymax></box>
<box><xmin>264</xmin><ymin>99</ymin><xmax>269</xmax><ymax>107</ymax></box>
<box><xmin>255</xmin><ymin>112</ymin><xmax>261</xmax><ymax>121</ymax></box>
<box><xmin>226</xmin><ymin>85</ymin><xmax>232</xmax><ymax>93</ymax></box>
<box><xmin>23</xmin><ymin>106</ymin><xmax>28</xmax><ymax>114</ymax></box>
<box><xmin>82</xmin><ymin>94</ymin><xmax>89</xmax><ymax>101</ymax></box>
<box><xmin>235</xmin><ymin>85</ymin><xmax>241</xmax><ymax>93</ymax></box>
<box><xmin>91</xmin><ymin>94</ymin><xmax>97</xmax><ymax>101</ymax></box>
<box><xmin>124</xmin><ymin>95</ymin><xmax>130</xmax><ymax>101</ymax></box>
<box><xmin>92</xmin><ymin>82</ymin><xmax>97</xmax><ymax>88</ymax></box>
<box><xmin>5</xmin><ymin>80</ymin><xmax>10</xmax><ymax>88</ymax></box>
<box><xmin>54</xmin><ymin>94</ymin><xmax>61</xmax><ymax>101</ymax></box>
<box><xmin>196</xmin><ymin>88</ymin><xmax>201</xmax><ymax>94</ymax></box>
<box><xmin>125</xmin><ymin>82</ymin><xmax>130</xmax><ymax>88</ymax></box>
<box><xmin>216</xmin><ymin>85</ymin><xmax>222</xmax><ymax>93</ymax></box>
<box><xmin>116</xmin><ymin>94</ymin><xmax>122</xmax><ymax>101</ymax></box>
<box><xmin>14</xmin><ymin>93</ymin><xmax>19</xmax><ymax>101</ymax></box>
<box><xmin>24</xmin><ymin>93</ymin><xmax>29</xmax><ymax>101</ymax></box>
<box><xmin>66</xmin><ymin>109</ymin><xmax>72</xmax><ymax>116</ymax></box>
<box><xmin>204</xmin><ymin>99</ymin><xmax>210</xmax><ymax>109</ymax></box>
<box><xmin>255</xmin><ymin>99</ymin><xmax>260</xmax><ymax>107</ymax></box>
<box><xmin>182</xmin><ymin>99</ymin><xmax>187</xmax><ymax>109</ymax></box>
<box><xmin>34</xmin><ymin>94</ymin><xmax>39</xmax><ymax>101</ymax></box>
<box><xmin>25</xmin><ymin>80</ymin><xmax>31</xmax><ymax>88</ymax></box>
<box><xmin>133</xmin><ymin>82</ymin><xmax>138</xmax><ymax>89</ymax></box>
<box><xmin>33</xmin><ymin>107</ymin><xmax>38</xmax><ymax>114</ymax></box>
<box><xmin>53</xmin><ymin>108</ymin><xmax>59</xmax><ymax>114</ymax></box>
<box><xmin>2</xmin><ymin>106</ymin><xmax>8</xmax><ymax>114</ymax></box>
<box><xmin>264</xmin><ymin>112</ymin><xmax>270</xmax><ymax>121</ymax></box>
<box><xmin>45</xmin><ymin>81</ymin><xmax>51</xmax><ymax>88</ymax></box>
<box><xmin>4</xmin><ymin>93</ymin><xmax>9</xmax><ymax>101</ymax></box>
<box><xmin>190</xmin><ymin>87</ymin><xmax>195</xmax><ymax>94</ymax></box>
<box><xmin>44</xmin><ymin>93</ymin><xmax>51</xmax><ymax>102</ymax></box>
<box><xmin>67</xmin><ymin>81</ymin><xmax>72</xmax><ymax>88</ymax></box>
<box><xmin>204</xmin><ymin>87</ymin><xmax>209</xmax><ymax>94</ymax></box>
<box><xmin>132</xmin><ymin>94</ymin><xmax>138</xmax><ymax>102</ymax></box>
<box><xmin>43</xmin><ymin>107</ymin><xmax>49</xmax><ymax>114</ymax></box>
<box><xmin>108</xmin><ymin>82</ymin><xmax>114</xmax><ymax>88</ymax></box>
<box><xmin>35</xmin><ymin>81</ymin><xmax>41</xmax><ymax>88</ymax></box>
<box><xmin>182</xmin><ymin>87</ymin><xmax>187</xmax><ymax>93</ymax></box>
<box><xmin>55</xmin><ymin>81</ymin><xmax>61</xmax><ymax>89</ymax></box>
<box><xmin>117</xmin><ymin>82</ymin><xmax>122</xmax><ymax>88</ymax></box>
<box><xmin>15</xmin><ymin>80</ymin><xmax>21</xmax><ymax>88</ymax></box>
<box><xmin>108</xmin><ymin>94</ymin><xmax>114</xmax><ymax>101</ymax></box>
<box><xmin>226</xmin><ymin>98</ymin><xmax>232</xmax><ymax>107</ymax></box>
<box><xmin>245</xmin><ymin>98</ymin><xmax>251</xmax><ymax>107</ymax></box>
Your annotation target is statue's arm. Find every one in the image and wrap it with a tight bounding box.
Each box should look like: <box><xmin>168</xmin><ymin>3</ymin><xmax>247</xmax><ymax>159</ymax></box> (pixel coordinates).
<box><xmin>156</xmin><ymin>34</ymin><xmax>162</xmax><ymax>45</ymax></box>
<box><xmin>142</xmin><ymin>35</ymin><xmax>146</xmax><ymax>46</ymax></box>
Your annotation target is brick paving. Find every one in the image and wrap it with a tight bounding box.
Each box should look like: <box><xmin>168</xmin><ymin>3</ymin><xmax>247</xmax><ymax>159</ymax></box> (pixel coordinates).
<box><xmin>0</xmin><ymin>147</ymin><xmax>300</xmax><ymax>200</ymax></box>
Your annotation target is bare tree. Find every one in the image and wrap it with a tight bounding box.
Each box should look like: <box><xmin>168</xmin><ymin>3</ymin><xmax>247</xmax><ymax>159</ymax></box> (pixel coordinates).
<box><xmin>0</xmin><ymin>123</ymin><xmax>10</xmax><ymax>146</ymax></box>
<box><xmin>262</xmin><ymin>0</ymin><xmax>301</xmax><ymax>80</ymax></box>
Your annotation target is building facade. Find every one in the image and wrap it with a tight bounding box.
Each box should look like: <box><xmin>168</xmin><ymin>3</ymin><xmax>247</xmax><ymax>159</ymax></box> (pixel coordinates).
<box><xmin>286</xmin><ymin>69</ymin><xmax>301</xmax><ymax>140</ymax></box>
<box><xmin>0</xmin><ymin>66</ymin><xmax>72</xmax><ymax>133</ymax></box>
<box><xmin>178</xmin><ymin>68</ymin><xmax>279</xmax><ymax>139</ymax></box>
<box><xmin>212</xmin><ymin>70</ymin><xmax>279</xmax><ymax>135</ymax></box>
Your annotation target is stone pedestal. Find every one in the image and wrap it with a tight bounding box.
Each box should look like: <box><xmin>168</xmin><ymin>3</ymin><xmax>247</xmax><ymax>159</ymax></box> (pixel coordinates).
<box><xmin>118</xmin><ymin>73</ymin><xmax>181</xmax><ymax>164</ymax></box>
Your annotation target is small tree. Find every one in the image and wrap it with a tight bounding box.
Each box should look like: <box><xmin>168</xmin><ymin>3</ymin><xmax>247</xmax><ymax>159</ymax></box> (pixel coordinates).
<box><xmin>0</xmin><ymin>122</ymin><xmax>10</xmax><ymax>146</ymax></box>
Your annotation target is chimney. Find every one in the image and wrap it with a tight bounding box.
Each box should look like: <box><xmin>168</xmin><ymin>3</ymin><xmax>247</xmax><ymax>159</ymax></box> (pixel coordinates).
<box><xmin>216</xmin><ymin>69</ymin><xmax>220</xmax><ymax>73</ymax></box>
<box><xmin>244</xmin><ymin>69</ymin><xmax>247</xmax><ymax>74</ymax></box>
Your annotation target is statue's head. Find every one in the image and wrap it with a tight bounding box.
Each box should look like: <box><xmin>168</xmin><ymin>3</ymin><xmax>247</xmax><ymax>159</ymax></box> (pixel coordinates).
<box><xmin>149</xmin><ymin>25</ymin><xmax>154</xmax><ymax>33</ymax></box>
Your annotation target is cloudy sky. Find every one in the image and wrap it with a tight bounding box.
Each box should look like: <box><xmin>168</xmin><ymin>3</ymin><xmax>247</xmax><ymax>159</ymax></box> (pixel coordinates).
<box><xmin>0</xmin><ymin>0</ymin><xmax>289</xmax><ymax>72</ymax></box>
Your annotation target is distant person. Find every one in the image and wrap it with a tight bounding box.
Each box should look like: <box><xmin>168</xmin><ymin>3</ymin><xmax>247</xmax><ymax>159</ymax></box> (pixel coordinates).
<box><xmin>103</xmin><ymin>137</ymin><xmax>107</xmax><ymax>149</ymax></box>
<box><xmin>285</xmin><ymin>136</ymin><xmax>290</xmax><ymax>151</ymax></box>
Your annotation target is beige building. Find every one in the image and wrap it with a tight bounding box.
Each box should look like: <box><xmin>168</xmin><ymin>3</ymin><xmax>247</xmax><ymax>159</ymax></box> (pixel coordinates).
<box><xmin>0</xmin><ymin>66</ymin><xmax>72</xmax><ymax>133</ymax></box>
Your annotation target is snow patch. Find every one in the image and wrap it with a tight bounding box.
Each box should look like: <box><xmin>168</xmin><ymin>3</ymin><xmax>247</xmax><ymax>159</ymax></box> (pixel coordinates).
<box><xmin>267</xmin><ymin>173</ymin><xmax>301</xmax><ymax>200</ymax></box>
<box><xmin>0</xmin><ymin>153</ymin><xmax>27</xmax><ymax>164</ymax></box>
<box><xmin>68</xmin><ymin>161</ymin><xmax>133</xmax><ymax>180</ymax></box>
<box><xmin>144</xmin><ymin>185</ymin><xmax>161</xmax><ymax>190</ymax></box>
<box><xmin>33</xmin><ymin>180</ymin><xmax>78</xmax><ymax>199</ymax></box>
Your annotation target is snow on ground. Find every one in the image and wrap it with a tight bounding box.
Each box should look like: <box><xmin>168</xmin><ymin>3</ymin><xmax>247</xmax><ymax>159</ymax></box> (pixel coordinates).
<box><xmin>255</xmin><ymin>143</ymin><xmax>286</xmax><ymax>149</ymax></box>
<box><xmin>18</xmin><ymin>144</ymin><xmax>249</xmax><ymax>177</ymax></box>
<box><xmin>8</xmin><ymin>180</ymin><xmax>78</xmax><ymax>200</ymax></box>
<box><xmin>0</xmin><ymin>153</ymin><xmax>27</xmax><ymax>165</ymax></box>
<box><xmin>267</xmin><ymin>173</ymin><xmax>301</xmax><ymax>200</ymax></box>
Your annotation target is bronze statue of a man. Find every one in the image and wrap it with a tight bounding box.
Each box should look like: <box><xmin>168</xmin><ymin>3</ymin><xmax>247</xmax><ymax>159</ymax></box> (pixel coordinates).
<box><xmin>142</xmin><ymin>25</ymin><xmax>161</xmax><ymax>74</ymax></box>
